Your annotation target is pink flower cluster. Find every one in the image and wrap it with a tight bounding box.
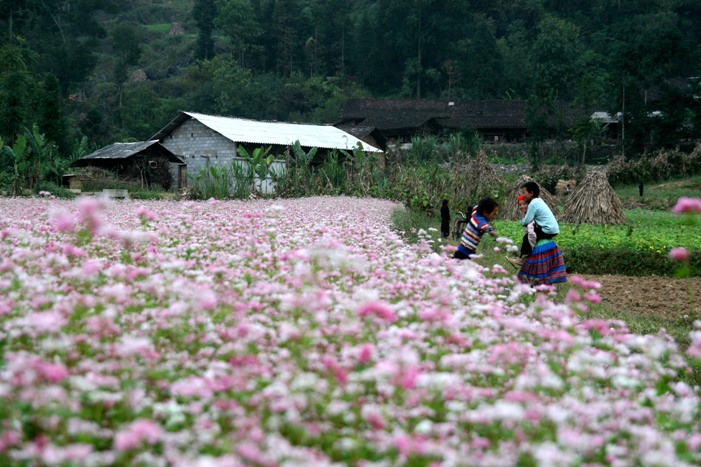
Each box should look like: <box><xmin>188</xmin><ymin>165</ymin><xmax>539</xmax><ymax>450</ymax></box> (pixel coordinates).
<box><xmin>0</xmin><ymin>196</ymin><xmax>699</xmax><ymax>465</ymax></box>
<box><xmin>672</xmin><ymin>197</ymin><xmax>701</xmax><ymax>214</ymax></box>
<box><xmin>669</xmin><ymin>247</ymin><xmax>690</xmax><ymax>262</ymax></box>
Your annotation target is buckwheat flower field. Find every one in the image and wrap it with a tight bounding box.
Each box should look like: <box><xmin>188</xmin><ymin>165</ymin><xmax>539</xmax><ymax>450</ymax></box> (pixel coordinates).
<box><xmin>1</xmin><ymin>196</ymin><xmax>699</xmax><ymax>466</ymax></box>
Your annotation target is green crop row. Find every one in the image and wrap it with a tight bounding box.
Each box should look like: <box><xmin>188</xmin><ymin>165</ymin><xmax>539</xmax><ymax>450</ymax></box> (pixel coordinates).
<box><xmin>495</xmin><ymin>210</ymin><xmax>701</xmax><ymax>276</ymax></box>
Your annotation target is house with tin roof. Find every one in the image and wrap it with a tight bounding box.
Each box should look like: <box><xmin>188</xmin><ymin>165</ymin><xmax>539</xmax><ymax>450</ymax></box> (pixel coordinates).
<box><xmin>151</xmin><ymin>111</ymin><xmax>382</xmax><ymax>185</ymax></box>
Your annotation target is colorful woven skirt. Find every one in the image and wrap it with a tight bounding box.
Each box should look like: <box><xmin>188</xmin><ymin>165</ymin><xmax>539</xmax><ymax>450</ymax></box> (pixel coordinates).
<box><xmin>517</xmin><ymin>239</ymin><xmax>567</xmax><ymax>285</ymax></box>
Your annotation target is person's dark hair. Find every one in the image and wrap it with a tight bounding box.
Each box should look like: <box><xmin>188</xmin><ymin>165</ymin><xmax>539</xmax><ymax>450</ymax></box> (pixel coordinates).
<box><xmin>475</xmin><ymin>197</ymin><xmax>499</xmax><ymax>216</ymax></box>
<box><xmin>521</xmin><ymin>181</ymin><xmax>540</xmax><ymax>198</ymax></box>
<box><xmin>442</xmin><ymin>199</ymin><xmax>449</xmax><ymax>206</ymax></box>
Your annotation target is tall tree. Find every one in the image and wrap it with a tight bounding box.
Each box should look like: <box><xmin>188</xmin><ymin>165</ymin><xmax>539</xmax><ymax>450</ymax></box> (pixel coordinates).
<box><xmin>214</xmin><ymin>0</ymin><xmax>260</xmax><ymax>66</ymax></box>
<box><xmin>110</xmin><ymin>24</ymin><xmax>142</xmax><ymax>130</ymax></box>
<box><xmin>607</xmin><ymin>10</ymin><xmax>688</xmax><ymax>155</ymax></box>
<box><xmin>193</xmin><ymin>0</ymin><xmax>217</xmax><ymax>60</ymax></box>
<box><xmin>271</xmin><ymin>0</ymin><xmax>301</xmax><ymax>78</ymax></box>
<box><xmin>35</xmin><ymin>73</ymin><xmax>67</xmax><ymax>153</ymax></box>
<box><xmin>0</xmin><ymin>0</ymin><xmax>30</xmax><ymax>42</ymax></box>
<box><xmin>452</xmin><ymin>14</ymin><xmax>503</xmax><ymax>99</ymax></box>
<box><xmin>0</xmin><ymin>44</ymin><xmax>32</xmax><ymax>145</ymax></box>
<box><xmin>529</xmin><ymin>15</ymin><xmax>584</xmax><ymax>100</ymax></box>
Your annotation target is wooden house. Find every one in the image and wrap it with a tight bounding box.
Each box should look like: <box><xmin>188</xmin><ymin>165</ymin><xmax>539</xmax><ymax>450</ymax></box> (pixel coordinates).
<box><xmin>337</xmin><ymin>99</ymin><xmax>590</xmax><ymax>143</ymax></box>
<box><xmin>71</xmin><ymin>140</ymin><xmax>185</xmax><ymax>190</ymax></box>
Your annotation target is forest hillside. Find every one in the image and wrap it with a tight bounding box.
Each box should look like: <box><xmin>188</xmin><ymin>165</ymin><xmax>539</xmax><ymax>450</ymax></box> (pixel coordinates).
<box><xmin>1</xmin><ymin>0</ymin><xmax>700</xmax><ymax>165</ymax></box>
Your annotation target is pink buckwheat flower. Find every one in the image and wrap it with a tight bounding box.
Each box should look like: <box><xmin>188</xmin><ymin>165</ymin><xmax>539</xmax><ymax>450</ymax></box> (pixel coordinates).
<box><xmin>114</xmin><ymin>419</ymin><xmax>164</xmax><ymax>451</ymax></box>
<box><xmin>583</xmin><ymin>290</ymin><xmax>602</xmax><ymax>304</ymax></box>
<box><xmin>688</xmin><ymin>330</ymin><xmax>701</xmax><ymax>359</ymax></box>
<box><xmin>77</xmin><ymin>197</ymin><xmax>103</xmax><ymax>235</ymax></box>
<box><xmin>322</xmin><ymin>356</ymin><xmax>348</xmax><ymax>385</ymax></box>
<box><xmin>358</xmin><ymin>343</ymin><xmax>374</xmax><ymax>364</ymax></box>
<box><xmin>362</xmin><ymin>409</ymin><xmax>385</xmax><ymax>430</ymax></box>
<box><xmin>33</xmin><ymin>360</ymin><xmax>70</xmax><ymax>383</ymax></box>
<box><xmin>568</xmin><ymin>275</ymin><xmax>602</xmax><ymax>289</ymax></box>
<box><xmin>135</xmin><ymin>206</ymin><xmax>156</xmax><ymax>221</ymax></box>
<box><xmin>669</xmin><ymin>247</ymin><xmax>690</xmax><ymax>262</ymax></box>
<box><xmin>672</xmin><ymin>197</ymin><xmax>701</xmax><ymax>214</ymax></box>
<box><xmin>0</xmin><ymin>431</ymin><xmax>21</xmax><ymax>452</ymax></box>
<box><xmin>48</xmin><ymin>207</ymin><xmax>77</xmax><ymax>233</ymax></box>
<box><xmin>198</xmin><ymin>291</ymin><xmax>218</xmax><ymax>310</ymax></box>
<box><xmin>358</xmin><ymin>301</ymin><xmax>397</xmax><ymax>324</ymax></box>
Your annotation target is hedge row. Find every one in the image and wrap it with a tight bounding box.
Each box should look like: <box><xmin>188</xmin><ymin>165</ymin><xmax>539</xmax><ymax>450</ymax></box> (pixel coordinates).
<box><xmin>563</xmin><ymin>246</ymin><xmax>700</xmax><ymax>277</ymax></box>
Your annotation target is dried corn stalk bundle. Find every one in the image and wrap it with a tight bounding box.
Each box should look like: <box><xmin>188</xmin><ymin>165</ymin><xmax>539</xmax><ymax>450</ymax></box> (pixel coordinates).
<box><xmin>502</xmin><ymin>175</ymin><xmax>561</xmax><ymax>221</ymax></box>
<box><xmin>463</xmin><ymin>149</ymin><xmax>505</xmax><ymax>201</ymax></box>
<box><xmin>562</xmin><ymin>170</ymin><xmax>626</xmax><ymax>225</ymax></box>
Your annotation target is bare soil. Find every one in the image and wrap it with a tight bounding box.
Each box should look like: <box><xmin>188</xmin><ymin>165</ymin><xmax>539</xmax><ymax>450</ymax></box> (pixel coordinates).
<box><xmin>581</xmin><ymin>274</ymin><xmax>701</xmax><ymax>318</ymax></box>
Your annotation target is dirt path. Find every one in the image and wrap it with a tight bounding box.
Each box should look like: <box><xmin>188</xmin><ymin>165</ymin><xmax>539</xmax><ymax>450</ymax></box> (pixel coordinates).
<box><xmin>581</xmin><ymin>274</ymin><xmax>701</xmax><ymax>318</ymax></box>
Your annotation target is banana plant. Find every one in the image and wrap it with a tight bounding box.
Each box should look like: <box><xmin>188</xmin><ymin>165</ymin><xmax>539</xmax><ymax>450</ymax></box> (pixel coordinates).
<box><xmin>236</xmin><ymin>145</ymin><xmax>273</xmax><ymax>193</ymax></box>
<box><xmin>23</xmin><ymin>124</ymin><xmax>49</xmax><ymax>190</ymax></box>
<box><xmin>289</xmin><ymin>140</ymin><xmax>317</xmax><ymax>194</ymax></box>
<box><xmin>290</xmin><ymin>140</ymin><xmax>317</xmax><ymax>168</ymax></box>
<box><xmin>1</xmin><ymin>135</ymin><xmax>30</xmax><ymax>196</ymax></box>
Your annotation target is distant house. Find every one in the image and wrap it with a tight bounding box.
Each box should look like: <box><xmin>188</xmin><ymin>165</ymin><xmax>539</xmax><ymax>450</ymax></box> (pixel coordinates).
<box><xmin>334</xmin><ymin>125</ymin><xmax>388</xmax><ymax>152</ymax></box>
<box><xmin>150</xmin><ymin>111</ymin><xmax>383</xmax><ymax>192</ymax></box>
<box><xmin>337</xmin><ymin>99</ymin><xmax>591</xmax><ymax>143</ymax></box>
<box><xmin>590</xmin><ymin>111</ymin><xmax>621</xmax><ymax>143</ymax></box>
<box><xmin>71</xmin><ymin>140</ymin><xmax>185</xmax><ymax>190</ymax></box>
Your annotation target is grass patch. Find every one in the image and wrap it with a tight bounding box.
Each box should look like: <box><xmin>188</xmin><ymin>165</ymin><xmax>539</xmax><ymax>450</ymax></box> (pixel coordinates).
<box><xmin>129</xmin><ymin>190</ymin><xmax>171</xmax><ymax>200</ymax></box>
<box><xmin>615</xmin><ymin>175</ymin><xmax>701</xmax><ymax>210</ymax></box>
<box><xmin>496</xmin><ymin>210</ymin><xmax>701</xmax><ymax>277</ymax></box>
<box><xmin>391</xmin><ymin>208</ymin><xmax>446</xmax><ymax>246</ymax></box>
<box><xmin>143</xmin><ymin>23</ymin><xmax>172</xmax><ymax>34</ymax></box>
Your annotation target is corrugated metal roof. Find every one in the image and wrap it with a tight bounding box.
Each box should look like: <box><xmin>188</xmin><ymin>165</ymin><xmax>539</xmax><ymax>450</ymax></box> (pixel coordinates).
<box><xmin>159</xmin><ymin>111</ymin><xmax>382</xmax><ymax>153</ymax></box>
<box><xmin>74</xmin><ymin>140</ymin><xmax>185</xmax><ymax>166</ymax></box>
<box><xmin>82</xmin><ymin>141</ymin><xmax>161</xmax><ymax>160</ymax></box>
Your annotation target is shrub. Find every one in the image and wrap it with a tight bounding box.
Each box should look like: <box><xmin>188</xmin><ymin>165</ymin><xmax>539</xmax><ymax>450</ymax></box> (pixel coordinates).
<box><xmin>35</xmin><ymin>181</ymin><xmax>77</xmax><ymax>199</ymax></box>
<box><xmin>607</xmin><ymin>145</ymin><xmax>701</xmax><ymax>186</ymax></box>
<box><xmin>564</xmin><ymin>246</ymin><xmax>700</xmax><ymax>276</ymax></box>
<box><xmin>129</xmin><ymin>190</ymin><xmax>167</xmax><ymax>200</ymax></box>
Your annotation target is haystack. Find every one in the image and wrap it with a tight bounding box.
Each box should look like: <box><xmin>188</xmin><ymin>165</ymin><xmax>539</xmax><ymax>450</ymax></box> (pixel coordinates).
<box><xmin>451</xmin><ymin>149</ymin><xmax>505</xmax><ymax>209</ymax></box>
<box><xmin>501</xmin><ymin>175</ymin><xmax>560</xmax><ymax>221</ymax></box>
<box><xmin>555</xmin><ymin>179</ymin><xmax>577</xmax><ymax>196</ymax></box>
<box><xmin>465</xmin><ymin>149</ymin><xmax>505</xmax><ymax>197</ymax></box>
<box><xmin>561</xmin><ymin>170</ymin><xmax>626</xmax><ymax>225</ymax></box>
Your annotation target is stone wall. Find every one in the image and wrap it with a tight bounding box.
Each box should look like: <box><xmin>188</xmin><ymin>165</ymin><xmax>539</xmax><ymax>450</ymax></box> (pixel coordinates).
<box><xmin>160</xmin><ymin>119</ymin><xmax>237</xmax><ymax>177</ymax></box>
<box><xmin>159</xmin><ymin>120</ymin><xmax>285</xmax><ymax>194</ymax></box>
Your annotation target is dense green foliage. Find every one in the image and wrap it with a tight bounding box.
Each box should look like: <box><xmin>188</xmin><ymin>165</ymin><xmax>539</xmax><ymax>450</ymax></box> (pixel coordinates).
<box><xmin>0</xmin><ymin>0</ymin><xmax>700</xmax><ymax>182</ymax></box>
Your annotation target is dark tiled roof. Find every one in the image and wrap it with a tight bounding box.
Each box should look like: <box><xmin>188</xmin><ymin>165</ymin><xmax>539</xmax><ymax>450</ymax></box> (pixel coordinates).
<box><xmin>645</xmin><ymin>76</ymin><xmax>700</xmax><ymax>102</ymax></box>
<box><xmin>336</xmin><ymin>125</ymin><xmax>388</xmax><ymax>151</ymax></box>
<box><xmin>339</xmin><ymin>99</ymin><xmax>588</xmax><ymax>131</ymax></box>
<box><xmin>337</xmin><ymin>125</ymin><xmax>375</xmax><ymax>139</ymax></box>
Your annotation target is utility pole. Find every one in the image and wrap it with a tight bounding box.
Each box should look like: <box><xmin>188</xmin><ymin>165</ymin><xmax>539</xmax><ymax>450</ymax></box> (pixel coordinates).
<box><xmin>621</xmin><ymin>74</ymin><xmax>625</xmax><ymax>159</ymax></box>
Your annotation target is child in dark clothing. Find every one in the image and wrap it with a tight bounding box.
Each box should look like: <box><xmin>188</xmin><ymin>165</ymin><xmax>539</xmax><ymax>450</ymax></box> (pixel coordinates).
<box><xmin>440</xmin><ymin>199</ymin><xmax>451</xmax><ymax>238</ymax></box>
